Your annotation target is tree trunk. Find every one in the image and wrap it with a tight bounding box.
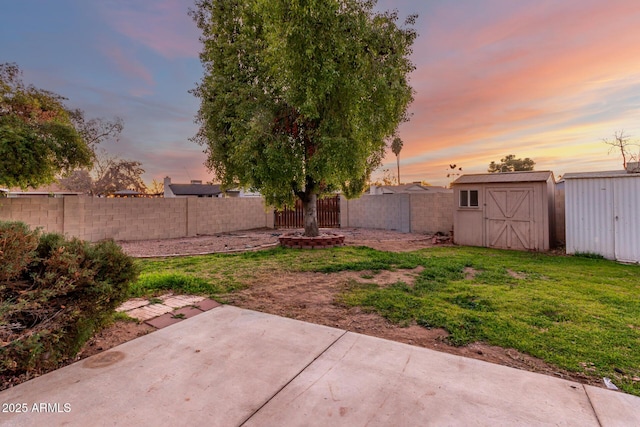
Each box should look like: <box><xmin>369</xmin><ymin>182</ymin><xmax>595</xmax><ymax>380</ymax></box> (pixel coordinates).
<box><xmin>302</xmin><ymin>193</ymin><xmax>319</xmax><ymax>237</ymax></box>
<box><xmin>396</xmin><ymin>156</ymin><xmax>401</xmax><ymax>185</ymax></box>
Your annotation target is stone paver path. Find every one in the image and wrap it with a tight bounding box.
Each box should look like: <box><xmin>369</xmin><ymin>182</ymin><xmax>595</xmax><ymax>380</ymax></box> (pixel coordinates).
<box><xmin>116</xmin><ymin>293</ymin><xmax>219</xmax><ymax>326</ymax></box>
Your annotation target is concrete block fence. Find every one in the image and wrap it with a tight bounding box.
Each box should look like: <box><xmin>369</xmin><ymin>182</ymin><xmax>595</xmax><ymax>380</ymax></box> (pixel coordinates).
<box><xmin>340</xmin><ymin>193</ymin><xmax>454</xmax><ymax>235</ymax></box>
<box><xmin>0</xmin><ymin>197</ymin><xmax>274</xmax><ymax>242</ymax></box>
<box><xmin>0</xmin><ymin>193</ymin><xmax>453</xmax><ymax>242</ymax></box>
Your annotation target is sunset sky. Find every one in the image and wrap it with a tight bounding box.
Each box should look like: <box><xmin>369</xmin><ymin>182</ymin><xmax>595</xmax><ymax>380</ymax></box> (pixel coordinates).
<box><xmin>2</xmin><ymin>0</ymin><xmax>640</xmax><ymax>187</ymax></box>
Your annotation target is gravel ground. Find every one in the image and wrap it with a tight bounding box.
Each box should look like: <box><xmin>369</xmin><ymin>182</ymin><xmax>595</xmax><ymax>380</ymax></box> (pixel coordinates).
<box><xmin>118</xmin><ymin>227</ymin><xmax>450</xmax><ymax>257</ymax></box>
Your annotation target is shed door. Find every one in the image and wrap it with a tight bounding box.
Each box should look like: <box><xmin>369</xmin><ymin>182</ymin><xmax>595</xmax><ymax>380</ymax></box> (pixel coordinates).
<box><xmin>614</xmin><ymin>178</ymin><xmax>640</xmax><ymax>263</ymax></box>
<box><xmin>485</xmin><ymin>187</ymin><xmax>534</xmax><ymax>250</ymax></box>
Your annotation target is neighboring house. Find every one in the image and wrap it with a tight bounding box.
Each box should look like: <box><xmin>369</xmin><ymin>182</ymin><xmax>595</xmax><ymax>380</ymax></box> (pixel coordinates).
<box><xmin>451</xmin><ymin>171</ymin><xmax>556</xmax><ymax>251</ymax></box>
<box><xmin>369</xmin><ymin>182</ymin><xmax>451</xmax><ymax>195</ymax></box>
<box><xmin>163</xmin><ymin>177</ymin><xmax>262</xmax><ymax>198</ymax></box>
<box><xmin>564</xmin><ymin>162</ymin><xmax>640</xmax><ymax>263</ymax></box>
<box><xmin>224</xmin><ymin>188</ymin><xmax>262</xmax><ymax>197</ymax></box>
<box><xmin>163</xmin><ymin>177</ymin><xmax>222</xmax><ymax>198</ymax></box>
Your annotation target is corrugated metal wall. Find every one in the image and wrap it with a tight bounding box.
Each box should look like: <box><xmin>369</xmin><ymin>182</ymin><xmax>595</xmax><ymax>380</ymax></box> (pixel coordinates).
<box><xmin>565</xmin><ymin>176</ymin><xmax>639</xmax><ymax>262</ymax></box>
<box><xmin>613</xmin><ymin>178</ymin><xmax>640</xmax><ymax>262</ymax></box>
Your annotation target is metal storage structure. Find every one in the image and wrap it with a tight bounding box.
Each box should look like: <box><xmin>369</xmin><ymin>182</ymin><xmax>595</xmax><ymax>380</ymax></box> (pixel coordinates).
<box><xmin>451</xmin><ymin>171</ymin><xmax>556</xmax><ymax>251</ymax></box>
<box><xmin>564</xmin><ymin>168</ymin><xmax>640</xmax><ymax>262</ymax></box>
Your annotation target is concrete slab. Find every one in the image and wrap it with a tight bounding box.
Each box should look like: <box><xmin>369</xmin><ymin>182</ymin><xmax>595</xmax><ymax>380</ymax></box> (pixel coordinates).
<box><xmin>245</xmin><ymin>332</ymin><xmax>600</xmax><ymax>427</ymax></box>
<box><xmin>0</xmin><ymin>306</ymin><xmax>344</xmax><ymax>427</ymax></box>
<box><xmin>585</xmin><ymin>385</ymin><xmax>640</xmax><ymax>427</ymax></box>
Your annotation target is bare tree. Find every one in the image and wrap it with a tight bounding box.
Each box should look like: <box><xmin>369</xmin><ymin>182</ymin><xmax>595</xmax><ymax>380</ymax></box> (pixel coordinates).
<box><xmin>391</xmin><ymin>137</ymin><xmax>404</xmax><ymax>185</ymax></box>
<box><xmin>147</xmin><ymin>179</ymin><xmax>164</xmax><ymax>196</ymax></box>
<box><xmin>603</xmin><ymin>131</ymin><xmax>639</xmax><ymax>169</ymax></box>
<box><xmin>59</xmin><ymin>150</ymin><xmax>146</xmax><ymax>196</ymax></box>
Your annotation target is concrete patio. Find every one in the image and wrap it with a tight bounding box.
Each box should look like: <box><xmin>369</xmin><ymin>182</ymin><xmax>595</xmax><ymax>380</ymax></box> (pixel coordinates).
<box><xmin>1</xmin><ymin>305</ymin><xmax>639</xmax><ymax>426</ymax></box>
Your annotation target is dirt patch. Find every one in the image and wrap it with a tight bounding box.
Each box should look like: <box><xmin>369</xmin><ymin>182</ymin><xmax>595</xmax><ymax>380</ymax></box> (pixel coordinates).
<box><xmin>77</xmin><ymin>321</ymin><xmax>155</xmax><ymax>360</ymax></box>
<box><xmin>507</xmin><ymin>269</ymin><xmax>527</xmax><ymax>279</ymax></box>
<box><xmin>464</xmin><ymin>266</ymin><xmax>479</xmax><ymax>280</ymax></box>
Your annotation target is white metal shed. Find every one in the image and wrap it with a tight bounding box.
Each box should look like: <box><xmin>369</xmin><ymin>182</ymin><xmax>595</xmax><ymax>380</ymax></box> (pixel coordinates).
<box><xmin>564</xmin><ymin>168</ymin><xmax>640</xmax><ymax>262</ymax></box>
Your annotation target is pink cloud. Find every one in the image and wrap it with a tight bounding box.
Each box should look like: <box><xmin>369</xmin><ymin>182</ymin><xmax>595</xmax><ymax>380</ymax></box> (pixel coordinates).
<box><xmin>101</xmin><ymin>0</ymin><xmax>200</xmax><ymax>59</ymax></box>
<box><xmin>103</xmin><ymin>44</ymin><xmax>155</xmax><ymax>96</ymax></box>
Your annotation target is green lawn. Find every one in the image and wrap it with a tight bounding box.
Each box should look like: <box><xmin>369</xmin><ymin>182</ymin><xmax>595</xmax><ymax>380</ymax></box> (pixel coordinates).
<box><xmin>133</xmin><ymin>246</ymin><xmax>640</xmax><ymax>396</ymax></box>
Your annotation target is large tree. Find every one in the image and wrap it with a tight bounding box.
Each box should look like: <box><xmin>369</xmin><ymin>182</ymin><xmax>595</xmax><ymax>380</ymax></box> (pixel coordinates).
<box><xmin>190</xmin><ymin>0</ymin><xmax>417</xmax><ymax>236</ymax></box>
<box><xmin>488</xmin><ymin>154</ymin><xmax>535</xmax><ymax>173</ymax></box>
<box><xmin>0</xmin><ymin>63</ymin><xmax>93</xmax><ymax>189</ymax></box>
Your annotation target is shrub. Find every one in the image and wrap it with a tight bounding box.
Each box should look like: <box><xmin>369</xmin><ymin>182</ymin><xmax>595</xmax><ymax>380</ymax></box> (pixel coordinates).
<box><xmin>0</xmin><ymin>222</ymin><xmax>139</xmax><ymax>379</ymax></box>
<box><xmin>0</xmin><ymin>221</ymin><xmax>39</xmax><ymax>283</ymax></box>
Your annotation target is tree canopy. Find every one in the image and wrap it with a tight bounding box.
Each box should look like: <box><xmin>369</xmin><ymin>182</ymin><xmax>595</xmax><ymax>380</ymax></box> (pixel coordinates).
<box><xmin>0</xmin><ymin>63</ymin><xmax>93</xmax><ymax>189</ymax></box>
<box><xmin>190</xmin><ymin>0</ymin><xmax>417</xmax><ymax>235</ymax></box>
<box><xmin>488</xmin><ymin>154</ymin><xmax>535</xmax><ymax>173</ymax></box>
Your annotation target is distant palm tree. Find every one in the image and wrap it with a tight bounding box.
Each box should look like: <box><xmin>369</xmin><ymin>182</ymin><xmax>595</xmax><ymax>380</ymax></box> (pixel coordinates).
<box><xmin>391</xmin><ymin>137</ymin><xmax>403</xmax><ymax>184</ymax></box>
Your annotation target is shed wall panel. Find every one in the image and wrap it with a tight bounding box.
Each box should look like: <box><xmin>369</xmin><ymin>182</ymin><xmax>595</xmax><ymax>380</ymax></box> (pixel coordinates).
<box><xmin>565</xmin><ymin>177</ymin><xmax>615</xmax><ymax>259</ymax></box>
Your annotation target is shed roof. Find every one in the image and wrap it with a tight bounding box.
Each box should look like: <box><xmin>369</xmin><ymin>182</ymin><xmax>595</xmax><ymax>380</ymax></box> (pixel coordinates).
<box><xmin>169</xmin><ymin>183</ymin><xmax>222</xmax><ymax>196</ymax></box>
<box><xmin>563</xmin><ymin>170</ymin><xmax>640</xmax><ymax>179</ymax></box>
<box><xmin>452</xmin><ymin>171</ymin><xmax>554</xmax><ymax>185</ymax></box>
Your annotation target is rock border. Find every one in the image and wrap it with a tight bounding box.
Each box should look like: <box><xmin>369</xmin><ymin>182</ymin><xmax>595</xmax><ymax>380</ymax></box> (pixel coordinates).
<box><xmin>279</xmin><ymin>232</ymin><xmax>345</xmax><ymax>249</ymax></box>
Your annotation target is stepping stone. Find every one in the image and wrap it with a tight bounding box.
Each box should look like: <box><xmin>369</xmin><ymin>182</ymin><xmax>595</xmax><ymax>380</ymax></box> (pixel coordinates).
<box><xmin>195</xmin><ymin>298</ymin><xmax>221</xmax><ymax>311</ymax></box>
<box><xmin>162</xmin><ymin>295</ymin><xmax>205</xmax><ymax>308</ymax></box>
<box><xmin>172</xmin><ymin>306</ymin><xmax>204</xmax><ymax>319</ymax></box>
<box><xmin>116</xmin><ymin>298</ymin><xmax>149</xmax><ymax>312</ymax></box>
<box><xmin>145</xmin><ymin>312</ymin><xmax>184</xmax><ymax>329</ymax></box>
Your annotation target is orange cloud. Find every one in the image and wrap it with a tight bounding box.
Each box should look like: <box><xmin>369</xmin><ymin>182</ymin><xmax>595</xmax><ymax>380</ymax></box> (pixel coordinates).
<box><xmin>387</xmin><ymin>0</ymin><xmax>640</xmax><ymax>186</ymax></box>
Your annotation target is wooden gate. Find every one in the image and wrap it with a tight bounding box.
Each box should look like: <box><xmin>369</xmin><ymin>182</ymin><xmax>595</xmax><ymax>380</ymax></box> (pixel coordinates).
<box><xmin>274</xmin><ymin>195</ymin><xmax>340</xmax><ymax>228</ymax></box>
<box><xmin>485</xmin><ymin>188</ymin><xmax>534</xmax><ymax>250</ymax></box>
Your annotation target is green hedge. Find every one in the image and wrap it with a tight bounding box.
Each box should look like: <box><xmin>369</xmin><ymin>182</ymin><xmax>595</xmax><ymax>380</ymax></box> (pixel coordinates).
<box><xmin>0</xmin><ymin>221</ymin><xmax>138</xmax><ymax>377</ymax></box>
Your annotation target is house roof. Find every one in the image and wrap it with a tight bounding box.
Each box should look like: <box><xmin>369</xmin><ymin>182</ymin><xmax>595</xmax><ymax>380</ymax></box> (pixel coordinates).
<box><xmin>563</xmin><ymin>170</ymin><xmax>640</xmax><ymax>179</ymax></box>
<box><xmin>452</xmin><ymin>171</ymin><xmax>554</xmax><ymax>185</ymax></box>
<box><xmin>169</xmin><ymin>183</ymin><xmax>222</xmax><ymax>196</ymax></box>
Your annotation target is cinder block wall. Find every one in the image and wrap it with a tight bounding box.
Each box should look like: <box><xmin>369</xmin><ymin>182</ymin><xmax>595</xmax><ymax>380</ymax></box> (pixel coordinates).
<box><xmin>410</xmin><ymin>193</ymin><xmax>454</xmax><ymax>234</ymax></box>
<box><xmin>340</xmin><ymin>194</ymin><xmax>410</xmax><ymax>232</ymax></box>
<box><xmin>194</xmin><ymin>197</ymin><xmax>273</xmax><ymax>235</ymax></box>
<box><xmin>0</xmin><ymin>197</ymin><xmax>272</xmax><ymax>242</ymax></box>
<box><xmin>2</xmin><ymin>192</ymin><xmax>455</xmax><ymax>240</ymax></box>
<box><xmin>0</xmin><ymin>198</ymin><xmax>64</xmax><ymax>234</ymax></box>
<box><xmin>341</xmin><ymin>193</ymin><xmax>453</xmax><ymax>234</ymax></box>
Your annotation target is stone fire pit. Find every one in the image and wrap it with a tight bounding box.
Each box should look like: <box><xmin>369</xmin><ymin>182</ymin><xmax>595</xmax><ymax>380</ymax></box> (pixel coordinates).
<box><xmin>278</xmin><ymin>232</ymin><xmax>345</xmax><ymax>249</ymax></box>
